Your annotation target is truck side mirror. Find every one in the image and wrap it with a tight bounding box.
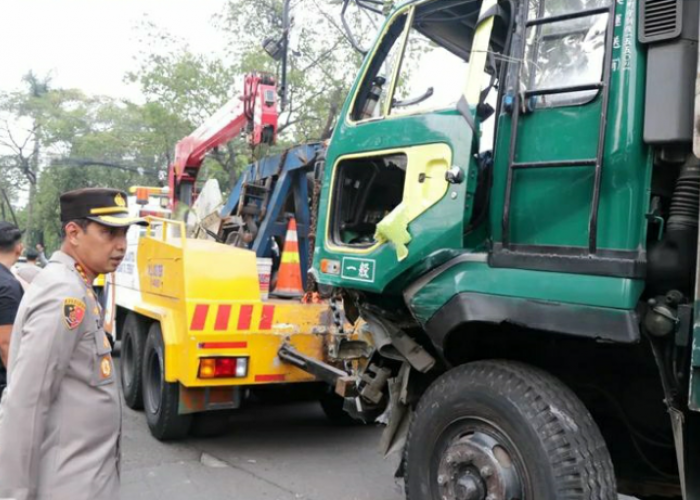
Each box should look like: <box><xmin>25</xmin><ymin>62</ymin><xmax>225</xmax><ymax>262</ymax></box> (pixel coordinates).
<box><xmin>445</xmin><ymin>166</ymin><xmax>464</xmax><ymax>184</ymax></box>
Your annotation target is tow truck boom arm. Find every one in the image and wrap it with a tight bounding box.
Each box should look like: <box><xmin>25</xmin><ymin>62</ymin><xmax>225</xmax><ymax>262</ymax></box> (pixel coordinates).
<box><xmin>168</xmin><ymin>73</ymin><xmax>279</xmax><ymax>208</ymax></box>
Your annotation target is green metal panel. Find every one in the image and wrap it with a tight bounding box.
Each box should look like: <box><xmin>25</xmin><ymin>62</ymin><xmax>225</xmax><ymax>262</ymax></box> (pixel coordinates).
<box><xmin>493</xmin><ymin>103</ymin><xmax>600</xmax><ymax>246</ymax></box>
<box><xmin>313</xmin><ymin>0</ymin><xmax>485</xmax><ymax>294</ymax></box>
<box><xmin>490</xmin><ymin>0</ymin><xmax>652</xmax><ymax>251</ymax></box>
<box><xmin>407</xmin><ymin>260</ymin><xmax>644</xmax><ymax>324</ymax></box>
<box><xmin>510</xmin><ymin>167</ymin><xmax>595</xmax><ymax>247</ymax></box>
<box><xmin>315</xmin><ymin>0</ymin><xmax>649</xmax><ymax>327</ymax></box>
<box><xmin>313</xmin><ymin>108</ymin><xmax>476</xmax><ymax>293</ymax></box>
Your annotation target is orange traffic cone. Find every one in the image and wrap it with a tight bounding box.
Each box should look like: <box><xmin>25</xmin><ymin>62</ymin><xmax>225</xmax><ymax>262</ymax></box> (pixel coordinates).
<box><xmin>272</xmin><ymin>217</ymin><xmax>304</xmax><ymax>298</ymax></box>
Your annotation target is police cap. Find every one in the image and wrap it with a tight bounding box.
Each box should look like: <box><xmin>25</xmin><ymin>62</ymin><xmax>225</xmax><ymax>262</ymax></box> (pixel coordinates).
<box><xmin>60</xmin><ymin>188</ymin><xmax>147</xmax><ymax>228</ymax></box>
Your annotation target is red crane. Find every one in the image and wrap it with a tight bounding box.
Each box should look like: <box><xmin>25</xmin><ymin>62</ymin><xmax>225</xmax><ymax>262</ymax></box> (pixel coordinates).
<box><xmin>168</xmin><ymin>73</ymin><xmax>279</xmax><ymax>209</ymax></box>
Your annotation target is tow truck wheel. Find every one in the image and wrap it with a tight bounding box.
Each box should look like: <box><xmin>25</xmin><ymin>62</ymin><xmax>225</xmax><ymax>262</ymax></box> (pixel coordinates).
<box><xmin>120</xmin><ymin>312</ymin><xmax>148</xmax><ymax>410</ymax></box>
<box><xmin>404</xmin><ymin>360</ymin><xmax>616</xmax><ymax>500</ymax></box>
<box><xmin>142</xmin><ymin>323</ymin><xmax>192</xmax><ymax>440</ymax></box>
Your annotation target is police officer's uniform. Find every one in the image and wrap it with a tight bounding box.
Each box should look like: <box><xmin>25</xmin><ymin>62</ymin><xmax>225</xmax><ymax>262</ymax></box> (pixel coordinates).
<box><xmin>0</xmin><ymin>188</ymin><xmax>145</xmax><ymax>500</ymax></box>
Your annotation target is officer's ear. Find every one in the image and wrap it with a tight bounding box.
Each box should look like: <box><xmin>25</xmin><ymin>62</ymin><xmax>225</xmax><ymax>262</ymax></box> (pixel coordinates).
<box><xmin>62</xmin><ymin>220</ymin><xmax>89</xmax><ymax>244</ymax></box>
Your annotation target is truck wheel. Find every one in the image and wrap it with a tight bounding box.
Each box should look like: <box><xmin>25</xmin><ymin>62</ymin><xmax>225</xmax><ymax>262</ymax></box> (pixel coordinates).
<box><xmin>120</xmin><ymin>313</ymin><xmax>148</xmax><ymax>410</ymax></box>
<box><xmin>404</xmin><ymin>360</ymin><xmax>616</xmax><ymax>500</ymax></box>
<box><xmin>142</xmin><ymin>323</ymin><xmax>192</xmax><ymax>440</ymax></box>
<box><xmin>189</xmin><ymin>411</ymin><xmax>232</xmax><ymax>438</ymax></box>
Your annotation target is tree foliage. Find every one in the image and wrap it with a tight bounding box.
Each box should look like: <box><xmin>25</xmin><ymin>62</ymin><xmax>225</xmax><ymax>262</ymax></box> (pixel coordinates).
<box><xmin>1</xmin><ymin>0</ymin><xmax>384</xmax><ymax>250</ymax></box>
<box><xmin>0</xmin><ymin>77</ymin><xmax>162</xmax><ymax>248</ymax></box>
<box><xmin>127</xmin><ymin>0</ymin><xmax>379</xmax><ymax>191</ymax></box>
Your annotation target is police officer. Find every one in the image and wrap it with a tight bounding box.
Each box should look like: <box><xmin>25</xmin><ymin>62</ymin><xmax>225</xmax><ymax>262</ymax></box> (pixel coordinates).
<box><xmin>0</xmin><ymin>188</ymin><xmax>145</xmax><ymax>500</ymax></box>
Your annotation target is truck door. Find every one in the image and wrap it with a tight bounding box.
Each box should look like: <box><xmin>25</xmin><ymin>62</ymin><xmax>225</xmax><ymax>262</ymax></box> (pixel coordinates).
<box><xmin>487</xmin><ymin>0</ymin><xmax>649</xmax><ymax>280</ymax></box>
<box><xmin>315</xmin><ymin>0</ymin><xmax>501</xmax><ymax>293</ymax></box>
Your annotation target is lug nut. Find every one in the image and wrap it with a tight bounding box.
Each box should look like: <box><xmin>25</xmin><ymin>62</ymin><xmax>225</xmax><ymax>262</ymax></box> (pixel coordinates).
<box><xmin>437</xmin><ymin>474</ymin><xmax>446</xmax><ymax>485</ymax></box>
<box><xmin>480</xmin><ymin>466</ymin><xmax>493</xmax><ymax>478</ymax></box>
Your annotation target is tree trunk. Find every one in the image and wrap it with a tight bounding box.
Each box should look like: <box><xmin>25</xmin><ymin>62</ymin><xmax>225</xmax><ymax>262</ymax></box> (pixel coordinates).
<box><xmin>26</xmin><ymin>138</ymin><xmax>39</xmax><ymax>244</ymax></box>
<box><xmin>321</xmin><ymin>88</ymin><xmax>342</xmax><ymax>140</ymax></box>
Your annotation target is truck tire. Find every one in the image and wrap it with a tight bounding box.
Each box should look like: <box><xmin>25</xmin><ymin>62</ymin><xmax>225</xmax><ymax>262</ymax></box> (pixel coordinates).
<box><xmin>404</xmin><ymin>360</ymin><xmax>616</xmax><ymax>500</ymax></box>
<box><xmin>120</xmin><ymin>312</ymin><xmax>148</xmax><ymax>410</ymax></box>
<box><xmin>142</xmin><ymin>323</ymin><xmax>192</xmax><ymax>440</ymax></box>
<box><xmin>189</xmin><ymin>411</ymin><xmax>232</xmax><ymax>438</ymax></box>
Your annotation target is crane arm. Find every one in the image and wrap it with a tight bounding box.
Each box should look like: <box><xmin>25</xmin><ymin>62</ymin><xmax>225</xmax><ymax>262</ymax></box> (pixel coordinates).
<box><xmin>169</xmin><ymin>73</ymin><xmax>278</xmax><ymax>208</ymax></box>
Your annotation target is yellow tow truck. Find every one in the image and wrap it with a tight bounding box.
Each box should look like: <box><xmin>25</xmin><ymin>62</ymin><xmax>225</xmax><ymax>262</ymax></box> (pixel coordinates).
<box><xmin>105</xmin><ymin>75</ymin><xmax>357</xmax><ymax>440</ymax></box>
<box><xmin>107</xmin><ymin>215</ymin><xmax>338</xmax><ymax>439</ymax></box>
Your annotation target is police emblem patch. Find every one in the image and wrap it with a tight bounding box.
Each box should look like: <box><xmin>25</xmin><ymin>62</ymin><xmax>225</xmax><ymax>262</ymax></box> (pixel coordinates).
<box><xmin>63</xmin><ymin>298</ymin><xmax>86</xmax><ymax>330</ymax></box>
<box><xmin>114</xmin><ymin>193</ymin><xmax>126</xmax><ymax>207</ymax></box>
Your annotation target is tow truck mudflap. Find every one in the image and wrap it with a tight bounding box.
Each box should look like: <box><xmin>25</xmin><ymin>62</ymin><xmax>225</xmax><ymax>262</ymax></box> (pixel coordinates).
<box><xmin>178</xmin><ymin>385</ymin><xmax>243</xmax><ymax>414</ymax></box>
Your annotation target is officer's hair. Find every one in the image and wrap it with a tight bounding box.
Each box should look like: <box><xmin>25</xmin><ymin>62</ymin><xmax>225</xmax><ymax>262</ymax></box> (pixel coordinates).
<box><xmin>60</xmin><ymin>219</ymin><xmax>91</xmax><ymax>240</ymax></box>
<box><xmin>0</xmin><ymin>227</ymin><xmax>22</xmax><ymax>254</ymax></box>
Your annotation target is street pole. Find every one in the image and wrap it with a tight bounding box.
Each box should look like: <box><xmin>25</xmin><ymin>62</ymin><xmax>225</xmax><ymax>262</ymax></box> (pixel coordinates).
<box><xmin>280</xmin><ymin>0</ymin><xmax>291</xmax><ymax>111</ymax></box>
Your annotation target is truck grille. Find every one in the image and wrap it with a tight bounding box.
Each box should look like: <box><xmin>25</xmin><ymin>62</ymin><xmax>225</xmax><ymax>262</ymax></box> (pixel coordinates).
<box><xmin>640</xmin><ymin>0</ymin><xmax>682</xmax><ymax>43</ymax></box>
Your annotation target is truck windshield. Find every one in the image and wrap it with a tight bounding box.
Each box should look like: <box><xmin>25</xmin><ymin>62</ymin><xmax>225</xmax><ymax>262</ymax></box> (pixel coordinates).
<box><xmin>351</xmin><ymin>0</ymin><xmax>510</xmax><ymax>123</ymax></box>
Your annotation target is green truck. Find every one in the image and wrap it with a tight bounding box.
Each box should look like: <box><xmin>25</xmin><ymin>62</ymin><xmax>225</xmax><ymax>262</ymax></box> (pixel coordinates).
<box><xmin>308</xmin><ymin>0</ymin><xmax>700</xmax><ymax>498</ymax></box>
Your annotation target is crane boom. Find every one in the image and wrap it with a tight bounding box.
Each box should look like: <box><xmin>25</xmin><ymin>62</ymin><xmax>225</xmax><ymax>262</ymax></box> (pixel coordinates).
<box><xmin>168</xmin><ymin>73</ymin><xmax>278</xmax><ymax>208</ymax></box>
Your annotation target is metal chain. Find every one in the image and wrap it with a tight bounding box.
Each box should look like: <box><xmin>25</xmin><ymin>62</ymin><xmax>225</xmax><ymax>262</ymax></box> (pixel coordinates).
<box><xmin>329</xmin><ymin>295</ymin><xmax>345</xmax><ymax>336</ymax></box>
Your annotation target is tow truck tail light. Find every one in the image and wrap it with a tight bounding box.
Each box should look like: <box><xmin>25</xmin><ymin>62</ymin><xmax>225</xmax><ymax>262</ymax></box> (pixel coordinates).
<box><xmin>198</xmin><ymin>357</ymin><xmax>248</xmax><ymax>379</ymax></box>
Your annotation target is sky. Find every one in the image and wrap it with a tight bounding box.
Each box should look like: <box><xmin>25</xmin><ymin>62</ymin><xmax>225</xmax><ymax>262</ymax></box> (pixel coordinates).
<box><xmin>0</xmin><ymin>0</ymin><xmax>229</xmax><ymax>100</ymax></box>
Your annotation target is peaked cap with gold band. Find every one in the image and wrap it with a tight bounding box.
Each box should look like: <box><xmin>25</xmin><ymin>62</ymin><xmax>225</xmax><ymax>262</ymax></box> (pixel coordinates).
<box><xmin>60</xmin><ymin>187</ymin><xmax>147</xmax><ymax>228</ymax></box>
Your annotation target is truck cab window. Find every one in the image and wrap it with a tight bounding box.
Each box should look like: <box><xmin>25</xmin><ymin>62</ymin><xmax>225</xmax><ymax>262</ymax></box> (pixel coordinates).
<box><xmin>391</xmin><ymin>24</ymin><xmax>469</xmax><ymax>116</ymax></box>
<box><xmin>331</xmin><ymin>154</ymin><xmax>407</xmax><ymax>247</ymax></box>
<box><xmin>351</xmin><ymin>12</ymin><xmax>408</xmax><ymax>121</ymax></box>
<box><xmin>523</xmin><ymin>0</ymin><xmax>609</xmax><ymax>107</ymax></box>
<box><xmin>388</xmin><ymin>3</ymin><xmax>505</xmax><ymax>148</ymax></box>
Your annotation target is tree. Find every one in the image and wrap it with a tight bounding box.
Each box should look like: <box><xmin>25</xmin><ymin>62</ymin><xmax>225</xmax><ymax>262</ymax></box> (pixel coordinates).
<box><xmin>126</xmin><ymin>23</ymin><xmax>243</xmax><ymax>191</ymax></box>
<box><xmin>126</xmin><ymin>0</ymin><xmax>379</xmax><ymax>193</ymax></box>
<box><xmin>0</xmin><ymin>72</ymin><xmax>91</xmax><ymax>243</ymax></box>
<box><xmin>34</xmin><ymin>97</ymin><xmax>167</xmax><ymax>250</ymax></box>
<box><xmin>0</xmin><ymin>72</ymin><xmax>171</xmax><ymax>249</ymax></box>
<box><xmin>219</xmin><ymin>0</ymin><xmax>372</xmax><ymax>141</ymax></box>
<box><xmin>0</xmin><ymin>162</ymin><xmax>19</xmax><ymax>225</ymax></box>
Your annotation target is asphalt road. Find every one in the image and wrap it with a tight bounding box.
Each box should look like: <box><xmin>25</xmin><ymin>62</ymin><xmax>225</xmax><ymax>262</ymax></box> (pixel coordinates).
<box><xmin>121</xmin><ymin>398</ymin><xmax>403</xmax><ymax>500</ymax></box>
<box><xmin>117</xmin><ymin>357</ymin><xmax>638</xmax><ymax>500</ymax></box>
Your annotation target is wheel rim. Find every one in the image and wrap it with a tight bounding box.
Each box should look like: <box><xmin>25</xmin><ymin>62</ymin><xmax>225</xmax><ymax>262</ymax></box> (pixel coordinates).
<box><xmin>145</xmin><ymin>348</ymin><xmax>163</xmax><ymax>415</ymax></box>
<box><xmin>433</xmin><ymin>419</ymin><xmax>526</xmax><ymax>500</ymax></box>
<box><xmin>122</xmin><ymin>333</ymin><xmax>134</xmax><ymax>389</ymax></box>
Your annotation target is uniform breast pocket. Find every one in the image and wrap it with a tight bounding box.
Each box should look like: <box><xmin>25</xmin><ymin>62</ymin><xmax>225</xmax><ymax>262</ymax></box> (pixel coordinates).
<box><xmin>92</xmin><ymin>330</ymin><xmax>115</xmax><ymax>387</ymax></box>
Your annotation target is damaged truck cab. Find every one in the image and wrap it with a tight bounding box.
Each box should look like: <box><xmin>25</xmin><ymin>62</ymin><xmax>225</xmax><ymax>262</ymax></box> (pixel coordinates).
<box><xmin>313</xmin><ymin>0</ymin><xmax>700</xmax><ymax>498</ymax></box>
